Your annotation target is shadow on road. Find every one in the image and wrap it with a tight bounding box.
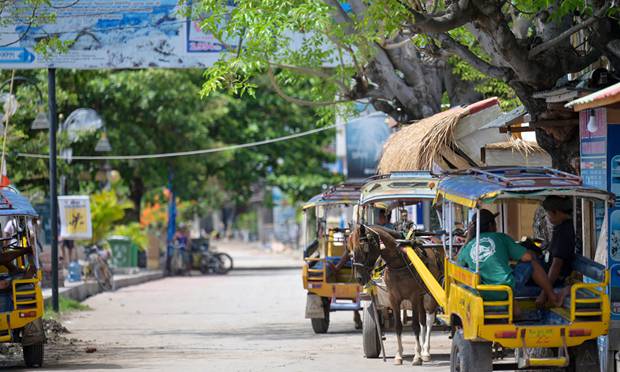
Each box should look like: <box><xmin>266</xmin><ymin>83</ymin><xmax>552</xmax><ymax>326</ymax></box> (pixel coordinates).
<box><xmin>149</xmin><ymin>322</ymin><xmax>362</xmax><ymax>341</ymax></box>
<box><xmin>0</xmin><ymin>362</ymin><xmax>123</xmax><ymax>370</ymax></box>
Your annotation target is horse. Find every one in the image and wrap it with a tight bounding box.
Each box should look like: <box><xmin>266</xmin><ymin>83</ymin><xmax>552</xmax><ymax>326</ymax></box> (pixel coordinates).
<box><xmin>349</xmin><ymin>224</ymin><xmax>443</xmax><ymax>366</ymax></box>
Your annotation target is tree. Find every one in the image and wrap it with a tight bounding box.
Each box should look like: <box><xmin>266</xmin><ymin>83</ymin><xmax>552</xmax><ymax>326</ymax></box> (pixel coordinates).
<box><xmin>190</xmin><ymin>0</ymin><xmax>620</xmax><ymax>170</ymax></box>
<box><xmin>0</xmin><ymin>69</ymin><xmax>339</xmax><ymax>218</ymax></box>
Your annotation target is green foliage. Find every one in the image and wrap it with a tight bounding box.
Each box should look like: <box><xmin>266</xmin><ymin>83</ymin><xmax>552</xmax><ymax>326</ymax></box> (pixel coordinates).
<box><xmin>44</xmin><ymin>296</ymin><xmax>92</xmax><ymax>318</ymax></box>
<box><xmin>234</xmin><ymin>210</ymin><xmax>258</xmax><ymax>233</ymax></box>
<box><xmin>89</xmin><ymin>190</ymin><xmax>133</xmax><ymax>244</ymax></box>
<box><xmin>111</xmin><ymin>223</ymin><xmax>148</xmax><ymax>251</ymax></box>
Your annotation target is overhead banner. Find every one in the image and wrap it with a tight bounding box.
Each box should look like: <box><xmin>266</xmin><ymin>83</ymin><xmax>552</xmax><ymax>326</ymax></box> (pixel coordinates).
<box><xmin>345</xmin><ymin>112</ymin><xmax>391</xmax><ymax>180</ymax></box>
<box><xmin>58</xmin><ymin>195</ymin><xmax>92</xmax><ymax>240</ymax></box>
<box><xmin>0</xmin><ymin>1</ymin><xmax>236</xmax><ymax>69</ymax></box>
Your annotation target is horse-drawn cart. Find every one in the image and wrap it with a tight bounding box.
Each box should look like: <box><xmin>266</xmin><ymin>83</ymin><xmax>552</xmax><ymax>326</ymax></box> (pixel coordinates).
<box><xmin>356</xmin><ymin>171</ymin><xmax>441</xmax><ymax>359</ymax></box>
<box><xmin>0</xmin><ymin>187</ymin><xmax>45</xmax><ymax>367</ymax></box>
<box><xmin>419</xmin><ymin>167</ymin><xmax>610</xmax><ymax>371</ymax></box>
<box><xmin>301</xmin><ymin>183</ymin><xmax>362</xmax><ymax>333</ymax></box>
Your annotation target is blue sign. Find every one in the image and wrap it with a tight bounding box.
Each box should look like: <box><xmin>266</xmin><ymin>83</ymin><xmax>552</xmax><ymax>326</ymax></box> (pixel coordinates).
<box><xmin>345</xmin><ymin>112</ymin><xmax>390</xmax><ymax>180</ymax></box>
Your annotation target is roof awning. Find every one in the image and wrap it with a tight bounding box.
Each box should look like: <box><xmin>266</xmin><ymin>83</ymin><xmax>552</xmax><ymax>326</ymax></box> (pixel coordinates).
<box><xmin>565</xmin><ymin>82</ymin><xmax>620</xmax><ymax>111</ymax></box>
<box><xmin>481</xmin><ymin>106</ymin><xmax>529</xmax><ymax>130</ymax></box>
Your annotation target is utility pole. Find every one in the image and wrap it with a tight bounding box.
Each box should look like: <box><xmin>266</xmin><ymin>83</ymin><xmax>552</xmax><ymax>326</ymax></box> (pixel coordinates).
<box><xmin>48</xmin><ymin>68</ymin><xmax>59</xmax><ymax>312</ymax></box>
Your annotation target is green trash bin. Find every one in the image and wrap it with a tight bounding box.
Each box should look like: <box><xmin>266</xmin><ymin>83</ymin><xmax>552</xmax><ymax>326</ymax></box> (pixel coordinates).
<box><xmin>108</xmin><ymin>236</ymin><xmax>138</xmax><ymax>268</ymax></box>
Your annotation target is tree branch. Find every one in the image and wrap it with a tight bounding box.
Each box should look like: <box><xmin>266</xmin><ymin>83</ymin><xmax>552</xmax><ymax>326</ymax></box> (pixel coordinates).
<box><xmin>436</xmin><ymin>33</ymin><xmax>512</xmax><ymax>80</ymax></box>
<box><xmin>528</xmin><ymin>2</ymin><xmax>611</xmax><ymax>59</ymax></box>
<box><xmin>268</xmin><ymin>62</ymin><xmax>349</xmax><ymax>92</ymax></box>
<box><xmin>266</xmin><ymin>65</ymin><xmax>352</xmax><ymax>107</ymax></box>
<box><xmin>393</xmin><ymin>0</ymin><xmax>474</xmax><ymax>33</ymax></box>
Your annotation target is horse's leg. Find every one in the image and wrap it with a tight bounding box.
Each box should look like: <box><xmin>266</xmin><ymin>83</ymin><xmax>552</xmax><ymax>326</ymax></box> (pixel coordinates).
<box><xmin>411</xmin><ymin>300</ymin><xmax>423</xmax><ymax>365</ymax></box>
<box><xmin>353</xmin><ymin>310</ymin><xmax>362</xmax><ymax>329</ymax></box>
<box><xmin>421</xmin><ymin>294</ymin><xmax>436</xmax><ymax>362</ymax></box>
<box><xmin>391</xmin><ymin>297</ymin><xmax>404</xmax><ymax>365</ymax></box>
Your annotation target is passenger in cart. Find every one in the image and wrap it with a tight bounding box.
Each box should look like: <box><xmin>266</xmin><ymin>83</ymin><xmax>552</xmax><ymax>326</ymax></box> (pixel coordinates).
<box><xmin>535</xmin><ymin>196</ymin><xmax>578</xmax><ymax>307</ymax></box>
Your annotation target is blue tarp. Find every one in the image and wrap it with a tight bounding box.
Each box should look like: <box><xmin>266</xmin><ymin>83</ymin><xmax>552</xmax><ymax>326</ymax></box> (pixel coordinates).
<box><xmin>437</xmin><ymin>167</ymin><xmax>612</xmax><ymax>206</ymax></box>
<box><xmin>0</xmin><ymin>188</ymin><xmax>38</xmax><ymax>217</ymax></box>
<box><xmin>437</xmin><ymin>175</ymin><xmax>502</xmax><ymax>204</ymax></box>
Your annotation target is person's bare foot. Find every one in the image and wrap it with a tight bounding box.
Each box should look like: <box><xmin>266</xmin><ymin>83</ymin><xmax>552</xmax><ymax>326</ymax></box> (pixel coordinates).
<box><xmin>546</xmin><ymin>289</ymin><xmax>567</xmax><ymax>308</ymax></box>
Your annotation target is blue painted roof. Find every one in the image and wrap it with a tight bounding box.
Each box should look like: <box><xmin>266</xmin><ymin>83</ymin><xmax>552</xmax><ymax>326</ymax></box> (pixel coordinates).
<box><xmin>437</xmin><ymin>167</ymin><xmax>612</xmax><ymax>206</ymax></box>
<box><xmin>0</xmin><ymin>188</ymin><xmax>38</xmax><ymax>217</ymax></box>
<box><xmin>303</xmin><ymin>183</ymin><xmax>361</xmax><ymax>209</ymax></box>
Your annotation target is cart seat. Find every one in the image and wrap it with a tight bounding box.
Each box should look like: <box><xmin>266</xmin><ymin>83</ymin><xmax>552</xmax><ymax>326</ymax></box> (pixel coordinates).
<box><xmin>308</xmin><ymin>257</ymin><xmax>353</xmax><ymax>278</ymax></box>
<box><xmin>572</xmin><ymin>255</ymin><xmax>605</xmax><ymax>282</ymax></box>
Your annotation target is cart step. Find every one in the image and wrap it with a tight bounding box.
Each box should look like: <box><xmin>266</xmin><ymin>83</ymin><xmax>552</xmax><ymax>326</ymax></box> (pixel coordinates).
<box><xmin>0</xmin><ymin>333</ymin><xmax>11</xmax><ymax>342</ymax></box>
<box><xmin>329</xmin><ymin>302</ymin><xmax>361</xmax><ymax>311</ymax></box>
<box><xmin>525</xmin><ymin>357</ymin><xmax>568</xmax><ymax>367</ymax></box>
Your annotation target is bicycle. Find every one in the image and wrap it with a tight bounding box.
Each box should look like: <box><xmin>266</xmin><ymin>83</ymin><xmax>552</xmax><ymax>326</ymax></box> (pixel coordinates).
<box><xmin>82</xmin><ymin>244</ymin><xmax>114</xmax><ymax>291</ymax></box>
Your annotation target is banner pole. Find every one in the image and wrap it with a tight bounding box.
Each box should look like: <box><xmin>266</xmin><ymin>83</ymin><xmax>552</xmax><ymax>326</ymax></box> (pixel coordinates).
<box><xmin>48</xmin><ymin>68</ymin><xmax>59</xmax><ymax>312</ymax></box>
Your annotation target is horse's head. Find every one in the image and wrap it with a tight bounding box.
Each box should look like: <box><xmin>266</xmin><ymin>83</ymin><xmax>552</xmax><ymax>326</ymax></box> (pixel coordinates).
<box><xmin>349</xmin><ymin>224</ymin><xmax>381</xmax><ymax>286</ymax></box>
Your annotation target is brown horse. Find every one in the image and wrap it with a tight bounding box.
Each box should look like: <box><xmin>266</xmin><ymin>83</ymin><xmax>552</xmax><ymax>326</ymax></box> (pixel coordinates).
<box><xmin>349</xmin><ymin>224</ymin><xmax>443</xmax><ymax>365</ymax></box>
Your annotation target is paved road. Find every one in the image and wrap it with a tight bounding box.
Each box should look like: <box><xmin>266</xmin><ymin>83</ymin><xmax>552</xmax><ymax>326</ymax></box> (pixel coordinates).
<box><xmin>4</xmin><ymin>243</ymin><xmax>455</xmax><ymax>371</ymax></box>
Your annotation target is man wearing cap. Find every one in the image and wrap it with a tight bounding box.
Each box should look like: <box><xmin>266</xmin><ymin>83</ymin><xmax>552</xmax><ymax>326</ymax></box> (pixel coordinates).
<box><xmin>457</xmin><ymin>209</ymin><xmax>561</xmax><ymax>308</ymax></box>
<box><xmin>535</xmin><ymin>196</ymin><xmax>576</xmax><ymax>306</ymax></box>
<box><xmin>377</xmin><ymin>208</ymin><xmax>395</xmax><ymax>230</ymax></box>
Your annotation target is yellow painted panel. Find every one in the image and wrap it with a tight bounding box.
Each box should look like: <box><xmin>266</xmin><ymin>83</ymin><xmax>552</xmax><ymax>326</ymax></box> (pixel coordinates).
<box><xmin>403</xmin><ymin>247</ymin><xmax>446</xmax><ymax>307</ymax></box>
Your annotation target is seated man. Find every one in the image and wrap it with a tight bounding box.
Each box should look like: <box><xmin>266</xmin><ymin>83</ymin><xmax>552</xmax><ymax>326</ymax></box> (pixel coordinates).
<box><xmin>377</xmin><ymin>208</ymin><xmax>395</xmax><ymax>230</ymax></box>
<box><xmin>457</xmin><ymin>209</ymin><xmax>562</xmax><ymax>308</ymax></box>
<box><xmin>536</xmin><ymin>196</ymin><xmax>576</xmax><ymax>306</ymax></box>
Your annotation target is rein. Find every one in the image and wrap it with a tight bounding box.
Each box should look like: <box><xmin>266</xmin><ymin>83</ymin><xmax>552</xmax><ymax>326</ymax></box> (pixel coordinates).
<box><xmin>365</xmin><ymin>226</ymin><xmax>429</xmax><ymax>291</ymax></box>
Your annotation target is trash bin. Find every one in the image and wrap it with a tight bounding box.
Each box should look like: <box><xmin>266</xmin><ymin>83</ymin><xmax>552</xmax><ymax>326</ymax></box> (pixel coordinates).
<box><xmin>108</xmin><ymin>236</ymin><xmax>138</xmax><ymax>268</ymax></box>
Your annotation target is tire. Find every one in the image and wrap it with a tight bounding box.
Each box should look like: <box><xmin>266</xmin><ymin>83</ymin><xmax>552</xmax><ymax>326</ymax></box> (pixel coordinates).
<box><xmin>311</xmin><ymin>297</ymin><xmax>330</xmax><ymax>334</ymax></box>
<box><xmin>450</xmin><ymin>329</ymin><xmax>492</xmax><ymax>372</ymax></box>
<box><xmin>93</xmin><ymin>261</ymin><xmax>114</xmax><ymax>292</ymax></box>
<box><xmin>566</xmin><ymin>340</ymin><xmax>599</xmax><ymax>372</ymax></box>
<box><xmin>199</xmin><ymin>256</ymin><xmax>208</xmax><ymax>274</ymax></box>
<box><xmin>23</xmin><ymin>342</ymin><xmax>44</xmax><ymax>368</ymax></box>
<box><xmin>362</xmin><ymin>302</ymin><xmax>381</xmax><ymax>358</ymax></box>
<box><xmin>214</xmin><ymin>253</ymin><xmax>233</xmax><ymax>274</ymax></box>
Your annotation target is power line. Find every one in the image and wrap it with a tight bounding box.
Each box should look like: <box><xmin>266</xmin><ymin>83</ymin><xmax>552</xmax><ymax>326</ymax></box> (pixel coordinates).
<box><xmin>16</xmin><ymin>123</ymin><xmax>342</xmax><ymax>161</ymax></box>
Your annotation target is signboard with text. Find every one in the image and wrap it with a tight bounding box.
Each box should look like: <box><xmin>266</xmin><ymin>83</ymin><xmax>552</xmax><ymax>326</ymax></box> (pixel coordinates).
<box><xmin>58</xmin><ymin>195</ymin><xmax>92</xmax><ymax>240</ymax></box>
<box><xmin>0</xmin><ymin>0</ymin><xmax>236</xmax><ymax>69</ymax></box>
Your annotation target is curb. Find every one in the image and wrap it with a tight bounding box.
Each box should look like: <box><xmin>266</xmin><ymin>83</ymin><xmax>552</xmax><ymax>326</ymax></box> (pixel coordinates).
<box><xmin>43</xmin><ymin>270</ymin><xmax>164</xmax><ymax>306</ymax></box>
<box><xmin>233</xmin><ymin>266</ymin><xmax>300</xmax><ymax>271</ymax></box>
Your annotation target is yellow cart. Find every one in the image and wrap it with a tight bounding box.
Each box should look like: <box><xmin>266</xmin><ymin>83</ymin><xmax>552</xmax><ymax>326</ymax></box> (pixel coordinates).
<box><xmin>0</xmin><ymin>187</ymin><xmax>45</xmax><ymax>367</ymax></box>
<box><xmin>302</xmin><ymin>183</ymin><xmax>362</xmax><ymax>334</ymax></box>
<box><xmin>410</xmin><ymin>167</ymin><xmax>611</xmax><ymax>371</ymax></box>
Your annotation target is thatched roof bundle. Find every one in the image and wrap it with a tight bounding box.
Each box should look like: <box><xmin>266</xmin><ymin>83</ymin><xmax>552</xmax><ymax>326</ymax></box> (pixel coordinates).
<box><xmin>377</xmin><ymin>98</ymin><xmax>549</xmax><ymax>174</ymax></box>
<box><xmin>377</xmin><ymin>107</ymin><xmax>468</xmax><ymax>173</ymax></box>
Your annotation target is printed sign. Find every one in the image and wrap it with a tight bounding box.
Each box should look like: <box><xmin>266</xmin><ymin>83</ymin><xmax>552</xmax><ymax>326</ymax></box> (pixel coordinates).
<box><xmin>345</xmin><ymin>112</ymin><xmax>391</xmax><ymax>180</ymax></box>
<box><xmin>0</xmin><ymin>1</ymin><xmax>236</xmax><ymax>69</ymax></box>
<box><xmin>58</xmin><ymin>196</ymin><xmax>92</xmax><ymax>239</ymax></box>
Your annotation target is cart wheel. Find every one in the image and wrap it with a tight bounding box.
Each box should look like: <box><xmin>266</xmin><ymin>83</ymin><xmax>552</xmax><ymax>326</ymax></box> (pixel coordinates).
<box><xmin>23</xmin><ymin>342</ymin><xmax>44</xmax><ymax>368</ymax></box>
<box><xmin>450</xmin><ymin>329</ymin><xmax>492</xmax><ymax>372</ymax></box>
<box><xmin>362</xmin><ymin>302</ymin><xmax>381</xmax><ymax>358</ymax></box>
<box><xmin>311</xmin><ymin>297</ymin><xmax>330</xmax><ymax>334</ymax></box>
<box><xmin>566</xmin><ymin>340</ymin><xmax>599</xmax><ymax>372</ymax></box>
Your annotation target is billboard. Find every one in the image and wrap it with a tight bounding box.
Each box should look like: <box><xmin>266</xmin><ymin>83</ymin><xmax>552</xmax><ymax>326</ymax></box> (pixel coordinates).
<box><xmin>345</xmin><ymin>112</ymin><xmax>391</xmax><ymax>179</ymax></box>
<box><xmin>58</xmin><ymin>195</ymin><xmax>92</xmax><ymax>240</ymax></box>
<box><xmin>0</xmin><ymin>1</ymin><xmax>236</xmax><ymax>69</ymax></box>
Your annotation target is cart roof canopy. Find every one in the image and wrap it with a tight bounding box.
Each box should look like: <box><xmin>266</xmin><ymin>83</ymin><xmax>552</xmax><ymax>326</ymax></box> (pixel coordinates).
<box><xmin>302</xmin><ymin>182</ymin><xmax>362</xmax><ymax>210</ymax></box>
<box><xmin>360</xmin><ymin>171</ymin><xmax>436</xmax><ymax>206</ymax></box>
<box><xmin>0</xmin><ymin>187</ymin><xmax>38</xmax><ymax>217</ymax></box>
<box><xmin>436</xmin><ymin>167</ymin><xmax>613</xmax><ymax>208</ymax></box>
